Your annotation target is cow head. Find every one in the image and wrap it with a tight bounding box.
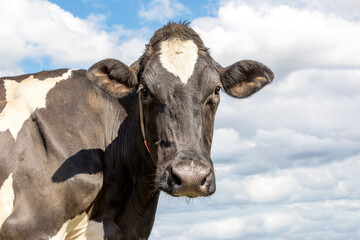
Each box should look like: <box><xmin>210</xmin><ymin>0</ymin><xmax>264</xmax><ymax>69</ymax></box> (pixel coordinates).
<box><xmin>87</xmin><ymin>23</ymin><xmax>274</xmax><ymax>198</ymax></box>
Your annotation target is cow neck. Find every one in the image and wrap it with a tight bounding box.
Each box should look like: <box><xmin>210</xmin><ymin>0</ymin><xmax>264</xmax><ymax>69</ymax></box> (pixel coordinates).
<box><xmin>138</xmin><ymin>93</ymin><xmax>150</xmax><ymax>153</ymax></box>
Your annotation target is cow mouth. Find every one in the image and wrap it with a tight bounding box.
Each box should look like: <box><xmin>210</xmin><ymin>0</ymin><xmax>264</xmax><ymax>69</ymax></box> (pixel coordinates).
<box><xmin>171</xmin><ymin>191</ymin><xmax>211</xmax><ymax>198</ymax></box>
<box><xmin>157</xmin><ymin>184</ymin><xmax>211</xmax><ymax>198</ymax></box>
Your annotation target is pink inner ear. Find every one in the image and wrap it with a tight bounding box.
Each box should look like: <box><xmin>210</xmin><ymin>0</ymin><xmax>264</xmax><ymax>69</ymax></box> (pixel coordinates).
<box><xmin>87</xmin><ymin>59</ymin><xmax>138</xmax><ymax>99</ymax></box>
<box><xmin>223</xmin><ymin>74</ymin><xmax>272</xmax><ymax>98</ymax></box>
<box><xmin>227</xmin><ymin>76</ymin><xmax>270</xmax><ymax>98</ymax></box>
<box><xmin>220</xmin><ymin>60</ymin><xmax>273</xmax><ymax>98</ymax></box>
<box><xmin>95</xmin><ymin>74</ymin><xmax>134</xmax><ymax>98</ymax></box>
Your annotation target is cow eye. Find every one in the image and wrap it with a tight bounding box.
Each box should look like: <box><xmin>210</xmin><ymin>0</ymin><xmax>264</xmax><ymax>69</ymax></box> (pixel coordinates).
<box><xmin>214</xmin><ymin>86</ymin><xmax>221</xmax><ymax>95</ymax></box>
<box><xmin>141</xmin><ymin>88</ymin><xmax>149</xmax><ymax>99</ymax></box>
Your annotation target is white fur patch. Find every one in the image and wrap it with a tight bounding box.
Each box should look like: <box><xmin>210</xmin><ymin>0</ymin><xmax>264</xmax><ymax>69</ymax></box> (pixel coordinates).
<box><xmin>159</xmin><ymin>38</ymin><xmax>198</xmax><ymax>84</ymax></box>
<box><xmin>0</xmin><ymin>70</ymin><xmax>73</xmax><ymax>139</ymax></box>
<box><xmin>50</xmin><ymin>212</ymin><xmax>104</xmax><ymax>240</ymax></box>
<box><xmin>0</xmin><ymin>174</ymin><xmax>14</xmax><ymax>229</ymax></box>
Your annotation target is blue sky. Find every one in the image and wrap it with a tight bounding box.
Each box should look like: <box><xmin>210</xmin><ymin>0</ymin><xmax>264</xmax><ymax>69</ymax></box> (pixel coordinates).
<box><xmin>57</xmin><ymin>0</ymin><xmax>217</xmax><ymax>28</ymax></box>
<box><xmin>1</xmin><ymin>0</ymin><xmax>360</xmax><ymax>239</ymax></box>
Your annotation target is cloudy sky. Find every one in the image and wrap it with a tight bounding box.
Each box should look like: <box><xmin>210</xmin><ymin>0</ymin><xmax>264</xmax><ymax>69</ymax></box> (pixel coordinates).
<box><xmin>1</xmin><ymin>0</ymin><xmax>360</xmax><ymax>239</ymax></box>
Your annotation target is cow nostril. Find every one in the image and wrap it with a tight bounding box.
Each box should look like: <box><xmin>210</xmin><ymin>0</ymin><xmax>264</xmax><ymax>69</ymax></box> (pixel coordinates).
<box><xmin>171</xmin><ymin>170</ymin><xmax>182</xmax><ymax>186</ymax></box>
<box><xmin>201</xmin><ymin>177</ymin><xmax>206</xmax><ymax>186</ymax></box>
<box><xmin>161</xmin><ymin>141</ymin><xmax>171</xmax><ymax>148</ymax></box>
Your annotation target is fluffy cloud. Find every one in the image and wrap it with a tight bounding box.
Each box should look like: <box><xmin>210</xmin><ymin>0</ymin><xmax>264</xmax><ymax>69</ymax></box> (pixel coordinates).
<box><xmin>152</xmin><ymin>1</ymin><xmax>360</xmax><ymax>239</ymax></box>
<box><xmin>232</xmin><ymin>0</ymin><xmax>360</xmax><ymax>20</ymax></box>
<box><xmin>152</xmin><ymin>155</ymin><xmax>360</xmax><ymax>239</ymax></box>
<box><xmin>0</xmin><ymin>0</ymin><xmax>148</xmax><ymax>76</ymax></box>
<box><xmin>210</xmin><ymin>68</ymin><xmax>360</xmax><ymax>174</ymax></box>
<box><xmin>193</xmin><ymin>1</ymin><xmax>360</xmax><ymax>78</ymax></box>
<box><xmin>155</xmin><ymin>200</ymin><xmax>360</xmax><ymax>239</ymax></box>
<box><xmin>138</xmin><ymin>0</ymin><xmax>188</xmax><ymax>23</ymax></box>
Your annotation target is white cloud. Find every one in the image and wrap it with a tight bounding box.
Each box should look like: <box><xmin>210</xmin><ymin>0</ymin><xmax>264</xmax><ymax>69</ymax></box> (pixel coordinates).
<box><xmin>211</xmin><ymin>128</ymin><xmax>255</xmax><ymax>160</ymax></box>
<box><xmin>138</xmin><ymin>0</ymin><xmax>188</xmax><ymax>23</ymax></box>
<box><xmin>152</xmin><ymin>1</ymin><xmax>360</xmax><ymax>239</ymax></box>
<box><xmin>222</xmin><ymin>69</ymin><xmax>360</xmax><ymax>134</ymax></box>
<box><xmin>226</xmin><ymin>0</ymin><xmax>360</xmax><ymax>20</ymax></box>
<box><xmin>237</xmin><ymin>174</ymin><xmax>300</xmax><ymax>203</ymax></box>
<box><xmin>209</xmin><ymin>68</ymin><xmax>360</xmax><ymax>174</ymax></box>
<box><xmin>193</xmin><ymin>2</ymin><xmax>360</xmax><ymax>78</ymax></box>
<box><xmin>153</xmin><ymin>200</ymin><xmax>360</xmax><ymax>239</ymax></box>
<box><xmin>152</xmin><ymin>156</ymin><xmax>360</xmax><ymax>239</ymax></box>
<box><xmin>0</xmin><ymin>0</ymin><xmax>148</xmax><ymax>76</ymax></box>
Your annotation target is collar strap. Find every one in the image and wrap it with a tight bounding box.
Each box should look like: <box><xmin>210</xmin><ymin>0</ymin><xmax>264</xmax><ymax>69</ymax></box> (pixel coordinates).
<box><xmin>139</xmin><ymin>94</ymin><xmax>150</xmax><ymax>153</ymax></box>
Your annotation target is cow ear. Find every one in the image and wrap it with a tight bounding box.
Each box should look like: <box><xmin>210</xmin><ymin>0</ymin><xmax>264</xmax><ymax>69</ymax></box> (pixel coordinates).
<box><xmin>87</xmin><ymin>58</ymin><xmax>138</xmax><ymax>98</ymax></box>
<box><xmin>220</xmin><ymin>60</ymin><xmax>274</xmax><ymax>98</ymax></box>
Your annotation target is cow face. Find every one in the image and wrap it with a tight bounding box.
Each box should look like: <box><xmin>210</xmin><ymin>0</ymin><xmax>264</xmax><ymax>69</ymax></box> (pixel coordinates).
<box><xmin>87</xmin><ymin>23</ymin><xmax>273</xmax><ymax>198</ymax></box>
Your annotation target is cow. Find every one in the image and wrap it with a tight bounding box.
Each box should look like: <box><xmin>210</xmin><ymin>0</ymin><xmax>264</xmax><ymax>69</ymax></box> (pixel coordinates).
<box><xmin>0</xmin><ymin>22</ymin><xmax>274</xmax><ymax>239</ymax></box>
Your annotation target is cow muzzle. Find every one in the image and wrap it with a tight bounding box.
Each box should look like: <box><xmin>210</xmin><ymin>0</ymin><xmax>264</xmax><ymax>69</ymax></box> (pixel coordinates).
<box><xmin>158</xmin><ymin>155</ymin><xmax>216</xmax><ymax>197</ymax></box>
<box><xmin>170</xmin><ymin>162</ymin><xmax>215</xmax><ymax>197</ymax></box>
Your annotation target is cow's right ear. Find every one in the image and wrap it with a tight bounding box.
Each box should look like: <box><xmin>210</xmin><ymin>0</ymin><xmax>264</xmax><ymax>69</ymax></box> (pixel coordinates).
<box><xmin>87</xmin><ymin>58</ymin><xmax>138</xmax><ymax>98</ymax></box>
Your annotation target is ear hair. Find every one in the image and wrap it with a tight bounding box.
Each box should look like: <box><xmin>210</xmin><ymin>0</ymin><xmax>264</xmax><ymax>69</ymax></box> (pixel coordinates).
<box><xmin>219</xmin><ymin>60</ymin><xmax>274</xmax><ymax>98</ymax></box>
<box><xmin>87</xmin><ymin>59</ymin><xmax>138</xmax><ymax>98</ymax></box>
<box><xmin>130</xmin><ymin>56</ymin><xmax>146</xmax><ymax>81</ymax></box>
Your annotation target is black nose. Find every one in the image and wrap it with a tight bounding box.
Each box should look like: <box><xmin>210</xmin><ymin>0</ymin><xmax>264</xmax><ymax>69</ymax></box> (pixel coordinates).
<box><xmin>168</xmin><ymin>161</ymin><xmax>215</xmax><ymax>197</ymax></box>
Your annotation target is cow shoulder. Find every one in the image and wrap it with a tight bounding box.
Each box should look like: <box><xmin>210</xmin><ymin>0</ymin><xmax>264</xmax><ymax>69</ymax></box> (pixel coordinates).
<box><xmin>0</xmin><ymin>69</ymin><xmax>74</xmax><ymax>140</ymax></box>
<box><xmin>0</xmin><ymin>69</ymin><xmax>108</xmax><ymax>239</ymax></box>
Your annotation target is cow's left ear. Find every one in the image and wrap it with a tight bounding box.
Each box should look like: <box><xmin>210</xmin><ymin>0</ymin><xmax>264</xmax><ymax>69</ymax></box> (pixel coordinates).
<box><xmin>219</xmin><ymin>60</ymin><xmax>274</xmax><ymax>98</ymax></box>
<box><xmin>87</xmin><ymin>58</ymin><xmax>138</xmax><ymax>98</ymax></box>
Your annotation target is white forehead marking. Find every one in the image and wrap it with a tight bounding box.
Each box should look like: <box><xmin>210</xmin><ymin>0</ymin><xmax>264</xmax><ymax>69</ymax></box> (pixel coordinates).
<box><xmin>0</xmin><ymin>174</ymin><xmax>14</xmax><ymax>229</ymax></box>
<box><xmin>0</xmin><ymin>70</ymin><xmax>72</xmax><ymax>140</ymax></box>
<box><xmin>50</xmin><ymin>212</ymin><xmax>104</xmax><ymax>240</ymax></box>
<box><xmin>159</xmin><ymin>38</ymin><xmax>198</xmax><ymax>84</ymax></box>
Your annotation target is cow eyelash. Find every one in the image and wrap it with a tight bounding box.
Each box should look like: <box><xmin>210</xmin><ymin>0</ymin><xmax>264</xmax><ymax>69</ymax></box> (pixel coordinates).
<box><xmin>214</xmin><ymin>86</ymin><xmax>221</xmax><ymax>95</ymax></box>
<box><xmin>138</xmin><ymin>85</ymin><xmax>151</xmax><ymax>100</ymax></box>
<box><xmin>140</xmin><ymin>88</ymin><xmax>149</xmax><ymax>99</ymax></box>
